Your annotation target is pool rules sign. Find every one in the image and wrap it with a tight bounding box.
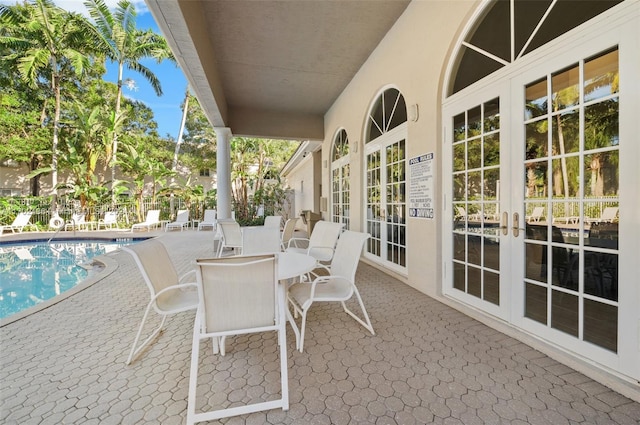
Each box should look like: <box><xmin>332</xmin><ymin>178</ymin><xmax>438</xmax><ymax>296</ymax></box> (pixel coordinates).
<box><xmin>409</xmin><ymin>153</ymin><xmax>434</xmax><ymax>219</ymax></box>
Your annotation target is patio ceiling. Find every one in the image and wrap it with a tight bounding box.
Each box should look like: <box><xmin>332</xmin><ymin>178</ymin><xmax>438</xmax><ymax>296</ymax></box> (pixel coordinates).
<box><xmin>145</xmin><ymin>0</ymin><xmax>411</xmax><ymax>141</ymax></box>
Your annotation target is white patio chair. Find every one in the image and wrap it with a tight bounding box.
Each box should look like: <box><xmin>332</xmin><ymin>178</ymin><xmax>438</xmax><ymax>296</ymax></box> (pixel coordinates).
<box><xmin>216</xmin><ymin>219</ymin><xmax>243</xmax><ymax>257</ymax></box>
<box><xmin>131</xmin><ymin>209</ymin><xmax>161</xmax><ymax>232</ymax></box>
<box><xmin>263</xmin><ymin>215</ymin><xmax>282</xmax><ymax>229</ymax></box>
<box><xmin>188</xmin><ymin>254</ymin><xmax>288</xmax><ymax>423</ymax></box>
<box><xmin>97</xmin><ymin>211</ymin><xmax>119</xmax><ymax>230</ymax></box>
<box><xmin>287</xmin><ymin>230</ymin><xmax>374</xmax><ymax>352</ymax></box>
<box><xmin>0</xmin><ymin>212</ymin><xmax>32</xmax><ymax>234</ymax></box>
<box><xmin>65</xmin><ymin>213</ymin><xmax>88</xmax><ymax>231</ymax></box>
<box><xmin>197</xmin><ymin>209</ymin><xmax>217</xmax><ymax>231</ymax></box>
<box><xmin>286</xmin><ymin>220</ymin><xmax>343</xmax><ymax>274</ymax></box>
<box><xmin>122</xmin><ymin>239</ymin><xmax>198</xmax><ymax>365</ymax></box>
<box><xmin>242</xmin><ymin>226</ymin><xmax>281</xmax><ymax>255</ymax></box>
<box><xmin>280</xmin><ymin>218</ymin><xmax>298</xmax><ymax>251</ymax></box>
<box><xmin>165</xmin><ymin>209</ymin><xmax>190</xmax><ymax>232</ymax></box>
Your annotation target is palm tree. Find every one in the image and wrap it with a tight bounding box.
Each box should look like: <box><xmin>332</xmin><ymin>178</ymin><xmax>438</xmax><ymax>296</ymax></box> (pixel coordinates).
<box><xmin>0</xmin><ymin>0</ymin><xmax>102</xmax><ymax>211</ymax></box>
<box><xmin>83</xmin><ymin>0</ymin><xmax>174</xmax><ymax>202</ymax></box>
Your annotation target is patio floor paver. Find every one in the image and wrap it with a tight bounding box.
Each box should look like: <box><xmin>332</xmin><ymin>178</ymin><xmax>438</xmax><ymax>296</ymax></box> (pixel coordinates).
<box><xmin>1</xmin><ymin>230</ymin><xmax>639</xmax><ymax>424</ymax></box>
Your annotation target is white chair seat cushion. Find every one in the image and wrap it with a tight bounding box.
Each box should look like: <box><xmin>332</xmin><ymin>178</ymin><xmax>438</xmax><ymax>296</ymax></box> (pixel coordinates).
<box><xmin>288</xmin><ymin>277</ymin><xmax>352</xmax><ymax>309</ymax></box>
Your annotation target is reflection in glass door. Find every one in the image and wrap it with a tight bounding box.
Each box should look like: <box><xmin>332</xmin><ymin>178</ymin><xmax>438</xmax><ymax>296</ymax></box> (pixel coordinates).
<box><xmin>451</xmin><ymin>99</ymin><xmax>502</xmax><ymax>309</ymax></box>
<box><xmin>523</xmin><ymin>48</ymin><xmax>619</xmax><ymax>353</ymax></box>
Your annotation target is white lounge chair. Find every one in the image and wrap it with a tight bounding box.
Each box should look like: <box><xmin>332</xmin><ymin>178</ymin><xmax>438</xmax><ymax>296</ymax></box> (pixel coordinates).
<box><xmin>131</xmin><ymin>210</ymin><xmax>161</xmax><ymax>232</ymax></box>
<box><xmin>586</xmin><ymin>206</ymin><xmax>619</xmax><ymax>224</ymax></box>
<box><xmin>122</xmin><ymin>239</ymin><xmax>198</xmax><ymax>364</ymax></box>
<box><xmin>165</xmin><ymin>209</ymin><xmax>190</xmax><ymax>232</ymax></box>
<box><xmin>97</xmin><ymin>211</ymin><xmax>119</xmax><ymax>230</ymax></box>
<box><xmin>0</xmin><ymin>212</ymin><xmax>32</xmax><ymax>234</ymax></box>
<box><xmin>188</xmin><ymin>254</ymin><xmax>288</xmax><ymax>423</ymax></box>
<box><xmin>287</xmin><ymin>230</ymin><xmax>374</xmax><ymax>352</ymax></box>
<box><xmin>65</xmin><ymin>213</ymin><xmax>89</xmax><ymax>231</ymax></box>
<box><xmin>197</xmin><ymin>209</ymin><xmax>217</xmax><ymax>231</ymax></box>
<box><xmin>526</xmin><ymin>206</ymin><xmax>545</xmax><ymax>223</ymax></box>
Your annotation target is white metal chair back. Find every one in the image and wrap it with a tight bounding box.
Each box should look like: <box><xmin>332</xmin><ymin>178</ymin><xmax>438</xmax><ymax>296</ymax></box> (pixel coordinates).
<box><xmin>1</xmin><ymin>212</ymin><xmax>32</xmax><ymax>233</ymax></box>
<box><xmin>329</xmin><ymin>230</ymin><xmax>368</xmax><ymax>281</ymax></box>
<box><xmin>146</xmin><ymin>209</ymin><xmax>160</xmax><ymax>223</ymax></box>
<box><xmin>600</xmin><ymin>207</ymin><xmax>618</xmax><ymax>222</ymax></box>
<box><xmin>175</xmin><ymin>209</ymin><xmax>189</xmax><ymax>223</ymax></box>
<box><xmin>264</xmin><ymin>215</ymin><xmax>282</xmax><ymax>228</ymax></box>
<box><xmin>188</xmin><ymin>254</ymin><xmax>288</xmax><ymax>422</ymax></box>
<box><xmin>122</xmin><ymin>239</ymin><xmax>198</xmax><ymax>364</ymax></box>
<box><xmin>306</xmin><ymin>220</ymin><xmax>343</xmax><ymax>262</ymax></box>
<box><xmin>527</xmin><ymin>206</ymin><xmax>545</xmax><ymax>223</ymax></box>
<box><xmin>98</xmin><ymin>211</ymin><xmax>118</xmax><ymax>229</ymax></box>
<box><xmin>280</xmin><ymin>218</ymin><xmax>297</xmax><ymax>250</ymax></box>
<box><xmin>14</xmin><ymin>212</ymin><xmax>32</xmax><ymax>227</ymax></box>
<box><xmin>217</xmin><ymin>219</ymin><xmax>243</xmax><ymax>257</ymax></box>
<box><xmin>166</xmin><ymin>209</ymin><xmax>190</xmax><ymax>231</ymax></box>
<box><xmin>65</xmin><ymin>213</ymin><xmax>86</xmax><ymax>230</ymax></box>
<box><xmin>242</xmin><ymin>226</ymin><xmax>281</xmax><ymax>255</ymax></box>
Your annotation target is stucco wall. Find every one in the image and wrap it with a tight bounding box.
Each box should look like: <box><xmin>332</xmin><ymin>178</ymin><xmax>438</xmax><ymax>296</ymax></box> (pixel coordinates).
<box><xmin>282</xmin><ymin>155</ymin><xmax>317</xmax><ymax>232</ymax></box>
<box><xmin>322</xmin><ymin>0</ymin><xmax>477</xmax><ymax>296</ymax></box>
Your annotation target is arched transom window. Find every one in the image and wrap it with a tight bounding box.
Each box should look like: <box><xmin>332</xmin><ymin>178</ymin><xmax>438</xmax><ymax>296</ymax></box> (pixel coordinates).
<box><xmin>449</xmin><ymin>0</ymin><xmax>623</xmax><ymax>95</ymax></box>
<box><xmin>366</xmin><ymin>87</ymin><xmax>407</xmax><ymax>143</ymax></box>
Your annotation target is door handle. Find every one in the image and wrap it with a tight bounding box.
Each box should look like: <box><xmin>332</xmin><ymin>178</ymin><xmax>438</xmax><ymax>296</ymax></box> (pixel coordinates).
<box><xmin>512</xmin><ymin>212</ymin><xmax>525</xmax><ymax>237</ymax></box>
<box><xmin>499</xmin><ymin>211</ymin><xmax>508</xmax><ymax>235</ymax></box>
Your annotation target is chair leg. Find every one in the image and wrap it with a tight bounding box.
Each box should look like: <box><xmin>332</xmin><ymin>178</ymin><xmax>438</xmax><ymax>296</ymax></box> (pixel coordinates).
<box><xmin>187</xmin><ymin>314</ymin><xmax>202</xmax><ymax>425</ymax></box>
<box><xmin>211</xmin><ymin>336</ymin><xmax>226</xmax><ymax>356</ymax></box>
<box><xmin>278</xmin><ymin>324</ymin><xmax>289</xmax><ymax>411</ymax></box>
<box><xmin>298</xmin><ymin>310</ymin><xmax>309</xmax><ymax>353</ymax></box>
<box><xmin>126</xmin><ymin>303</ymin><xmax>167</xmax><ymax>365</ymax></box>
<box><xmin>342</xmin><ymin>288</ymin><xmax>375</xmax><ymax>335</ymax></box>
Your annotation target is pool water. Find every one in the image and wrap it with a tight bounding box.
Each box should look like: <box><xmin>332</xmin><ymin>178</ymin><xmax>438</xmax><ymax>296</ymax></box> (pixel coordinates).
<box><xmin>0</xmin><ymin>239</ymin><xmax>140</xmax><ymax>320</ymax></box>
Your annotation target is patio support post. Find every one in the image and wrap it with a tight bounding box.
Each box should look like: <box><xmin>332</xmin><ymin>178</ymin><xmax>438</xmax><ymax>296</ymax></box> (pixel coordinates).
<box><xmin>215</xmin><ymin>127</ymin><xmax>233</xmax><ymax>219</ymax></box>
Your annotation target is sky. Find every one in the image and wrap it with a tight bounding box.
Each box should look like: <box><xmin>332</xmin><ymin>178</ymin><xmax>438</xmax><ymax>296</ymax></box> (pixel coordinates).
<box><xmin>0</xmin><ymin>0</ymin><xmax>189</xmax><ymax>139</ymax></box>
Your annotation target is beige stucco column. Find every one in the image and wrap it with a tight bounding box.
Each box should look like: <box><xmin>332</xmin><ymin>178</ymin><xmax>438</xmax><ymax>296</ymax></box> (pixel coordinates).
<box><xmin>214</xmin><ymin>127</ymin><xmax>232</xmax><ymax>219</ymax></box>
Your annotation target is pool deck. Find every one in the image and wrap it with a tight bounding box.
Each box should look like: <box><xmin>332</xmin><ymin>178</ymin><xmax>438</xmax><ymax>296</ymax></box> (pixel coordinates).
<box><xmin>1</xmin><ymin>229</ymin><xmax>639</xmax><ymax>424</ymax></box>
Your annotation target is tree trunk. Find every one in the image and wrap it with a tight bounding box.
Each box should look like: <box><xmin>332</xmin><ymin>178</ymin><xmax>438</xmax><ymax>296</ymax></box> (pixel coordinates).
<box><xmin>111</xmin><ymin>63</ymin><xmax>124</xmax><ymax>204</ymax></box>
<box><xmin>29</xmin><ymin>155</ymin><xmax>41</xmax><ymax>196</ymax></box>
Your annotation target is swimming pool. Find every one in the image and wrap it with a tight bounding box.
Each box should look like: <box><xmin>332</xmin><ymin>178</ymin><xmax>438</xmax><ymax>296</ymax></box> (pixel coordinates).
<box><xmin>0</xmin><ymin>238</ymin><xmax>142</xmax><ymax>320</ymax></box>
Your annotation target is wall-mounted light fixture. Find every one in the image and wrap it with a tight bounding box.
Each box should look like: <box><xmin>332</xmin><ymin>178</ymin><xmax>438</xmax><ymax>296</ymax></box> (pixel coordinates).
<box><xmin>409</xmin><ymin>104</ymin><xmax>419</xmax><ymax>122</ymax></box>
<box><xmin>353</xmin><ymin>142</ymin><xmax>358</xmax><ymax>153</ymax></box>
<box><xmin>323</xmin><ymin>160</ymin><xmax>328</xmax><ymax>168</ymax></box>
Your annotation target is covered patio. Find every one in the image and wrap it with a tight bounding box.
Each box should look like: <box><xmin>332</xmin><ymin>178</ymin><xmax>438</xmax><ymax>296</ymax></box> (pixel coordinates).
<box><xmin>1</xmin><ymin>230</ymin><xmax>638</xmax><ymax>424</ymax></box>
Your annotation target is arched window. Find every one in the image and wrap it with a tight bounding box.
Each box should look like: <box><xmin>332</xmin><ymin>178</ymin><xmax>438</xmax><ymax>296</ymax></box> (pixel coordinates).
<box><xmin>449</xmin><ymin>0</ymin><xmax>622</xmax><ymax>95</ymax></box>
<box><xmin>366</xmin><ymin>87</ymin><xmax>407</xmax><ymax>142</ymax></box>
<box><xmin>331</xmin><ymin>129</ymin><xmax>350</xmax><ymax>229</ymax></box>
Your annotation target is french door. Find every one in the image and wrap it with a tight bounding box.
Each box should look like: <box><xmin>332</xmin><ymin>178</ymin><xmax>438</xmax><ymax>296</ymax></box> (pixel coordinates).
<box><xmin>364</xmin><ymin>124</ymin><xmax>407</xmax><ymax>273</ymax></box>
<box><xmin>444</xmin><ymin>26</ymin><xmax>638</xmax><ymax>380</ymax></box>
